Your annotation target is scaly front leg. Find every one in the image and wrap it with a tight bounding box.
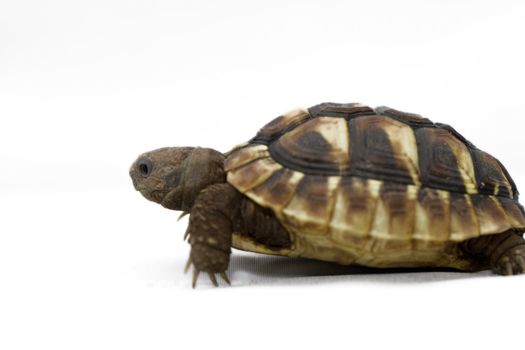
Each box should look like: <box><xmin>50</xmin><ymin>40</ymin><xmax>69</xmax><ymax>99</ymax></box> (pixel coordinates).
<box><xmin>184</xmin><ymin>183</ymin><xmax>241</xmax><ymax>287</ymax></box>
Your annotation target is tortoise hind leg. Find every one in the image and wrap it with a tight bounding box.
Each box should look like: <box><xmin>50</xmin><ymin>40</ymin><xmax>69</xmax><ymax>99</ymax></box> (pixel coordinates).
<box><xmin>461</xmin><ymin>231</ymin><xmax>525</xmax><ymax>275</ymax></box>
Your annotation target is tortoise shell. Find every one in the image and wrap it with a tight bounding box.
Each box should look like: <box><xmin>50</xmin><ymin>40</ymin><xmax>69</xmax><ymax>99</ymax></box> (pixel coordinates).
<box><xmin>224</xmin><ymin>103</ymin><xmax>525</xmax><ymax>268</ymax></box>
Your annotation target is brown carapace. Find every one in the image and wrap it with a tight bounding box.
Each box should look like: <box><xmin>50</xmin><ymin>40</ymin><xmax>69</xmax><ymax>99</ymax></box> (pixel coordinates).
<box><xmin>130</xmin><ymin>103</ymin><xmax>525</xmax><ymax>287</ymax></box>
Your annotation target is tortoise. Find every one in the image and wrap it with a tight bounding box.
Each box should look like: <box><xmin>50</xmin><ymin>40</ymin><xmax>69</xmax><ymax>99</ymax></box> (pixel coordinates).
<box><xmin>129</xmin><ymin>102</ymin><xmax>525</xmax><ymax>287</ymax></box>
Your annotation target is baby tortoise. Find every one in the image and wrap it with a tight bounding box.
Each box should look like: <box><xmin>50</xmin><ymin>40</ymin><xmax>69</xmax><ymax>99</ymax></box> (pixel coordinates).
<box><xmin>130</xmin><ymin>102</ymin><xmax>525</xmax><ymax>287</ymax></box>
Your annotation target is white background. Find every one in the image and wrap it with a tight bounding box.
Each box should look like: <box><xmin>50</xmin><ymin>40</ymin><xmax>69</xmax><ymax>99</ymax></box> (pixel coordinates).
<box><xmin>1</xmin><ymin>0</ymin><xmax>524</xmax><ymax>349</ymax></box>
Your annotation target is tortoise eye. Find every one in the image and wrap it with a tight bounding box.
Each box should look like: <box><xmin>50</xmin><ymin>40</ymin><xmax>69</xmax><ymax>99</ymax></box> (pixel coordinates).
<box><xmin>138</xmin><ymin>158</ymin><xmax>153</xmax><ymax>177</ymax></box>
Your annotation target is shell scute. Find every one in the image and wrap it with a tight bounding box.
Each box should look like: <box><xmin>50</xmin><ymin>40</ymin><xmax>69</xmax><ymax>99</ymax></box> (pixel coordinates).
<box><xmin>449</xmin><ymin>193</ymin><xmax>480</xmax><ymax>240</ymax></box>
<box><xmin>269</xmin><ymin>117</ymin><xmax>350</xmax><ymax>175</ymax></box>
<box><xmin>471</xmin><ymin>195</ymin><xmax>510</xmax><ymax>235</ymax></box>
<box><xmin>281</xmin><ymin>175</ymin><xmax>340</xmax><ymax>235</ymax></box>
<box><xmin>412</xmin><ymin>188</ymin><xmax>451</xmax><ymax>242</ymax></box>
<box><xmin>252</xmin><ymin>108</ymin><xmax>310</xmax><ymax>143</ymax></box>
<box><xmin>330</xmin><ymin>177</ymin><xmax>379</xmax><ymax>242</ymax></box>
<box><xmin>248</xmin><ymin>168</ymin><xmax>304</xmax><ymax>212</ymax></box>
<box><xmin>223</xmin><ymin>144</ymin><xmax>269</xmax><ymax>172</ymax></box>
<box><xmin>376</xmin><ymin>106</ymin><xmax>434</xmax><ymax>128</ymax></box>
<box><xmin>471</xmin><ymin>149</ymin><xmax>515</xmax><ymax>198</ymax></box>
<box><xmin>369</xmin><ymin>182</ymin><xmax>415</xmax><ymax>240</ymax></box>
<box><xmin>435</xmin><ymin>122</ymin><xmax>475</xmax><ymax>149</ymax></box>
<box><xmin>415</xmin><ymin>127</ymin><xmax>477</xmax><ymax>194</ymax></box>
<box><xmin>348</xmin><ymin>116</ymin><xmax>417</xmax><ymax>185</ymax></box>
<box><xmin>498</xmin><ymin>198</ymin><xmax>525</xmax><ymax>227</ymax></box>
<box><xmin>226</xmin><ymin>157</ymin><xmax>281</xmax><ymax>193</ymax></box>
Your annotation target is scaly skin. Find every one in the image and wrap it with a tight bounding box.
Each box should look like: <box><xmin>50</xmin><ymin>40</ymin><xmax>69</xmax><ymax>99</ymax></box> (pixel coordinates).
<box><xmin>184</xmin><ymin>183</ymin><xmax>292</xmax><ymax>287</ymax></box>
<box><xmin>130</xmin><ymin>147</ymin><xmax>292</xmax><ymax>287</ymax></box>
<box><xmin>461</xmin><ymin>231</ymin><xmax>525</xmax><ymax>275</ymax></box>
<box><xmin>184</xmin><ymin>183</ymin><xmax>240</xmax><ymax>287</ymax></box>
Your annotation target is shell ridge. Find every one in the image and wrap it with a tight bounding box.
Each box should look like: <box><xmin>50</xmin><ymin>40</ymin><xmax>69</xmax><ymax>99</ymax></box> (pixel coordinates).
<box><xmin>365</xmin><ymin>179</ymin><xmax>382</xmax><ymax>238</ymax></box>
<box><xmin>227</xmin><ymin>154</ymin><xmax>271</xmax><ymax>171</ymax></box>
<box><xmin>490</xmin><ymin>196</ymin><xmax>513</xmax><ymax>231</ymax></box>
<box><xmin>224</xmin><ymin>144</ymin><xmax>269</xmax><ymax>171</ymax></box>
<box><xmin>325</xmin><ymin>177</ymin><xmax>342</xmax><ymax>238</ymax></box>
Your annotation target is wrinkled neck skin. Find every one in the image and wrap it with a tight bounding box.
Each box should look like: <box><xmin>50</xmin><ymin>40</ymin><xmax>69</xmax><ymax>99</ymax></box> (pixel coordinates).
<box><xmin>162</xmin><ymin>148</ymin><xmax>226</xmax><ymax>212</ymax></box>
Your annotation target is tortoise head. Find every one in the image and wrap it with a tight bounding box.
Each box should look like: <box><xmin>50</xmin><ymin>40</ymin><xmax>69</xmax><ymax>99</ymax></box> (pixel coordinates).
<box><xmin>130</xmin><ymin>147</ymin><xmax>226</xmax><ymax>211</ymax></box>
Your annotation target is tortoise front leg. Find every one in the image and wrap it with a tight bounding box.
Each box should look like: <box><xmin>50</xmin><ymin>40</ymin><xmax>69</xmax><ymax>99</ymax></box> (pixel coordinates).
<box><xmin>185</xmin><ymin>183</ymin><xmax>241</xmax><ymax>287</ymax></box>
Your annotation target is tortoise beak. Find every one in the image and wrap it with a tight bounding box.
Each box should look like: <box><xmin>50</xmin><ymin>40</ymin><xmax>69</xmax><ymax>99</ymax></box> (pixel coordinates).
<box><xmin>130</xmin><ymin>172</ymin><xmax>144</xmax><ymax>191</ymax></box>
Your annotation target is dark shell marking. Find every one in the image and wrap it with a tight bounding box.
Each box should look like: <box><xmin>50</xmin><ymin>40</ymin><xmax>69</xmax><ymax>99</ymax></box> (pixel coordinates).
<box><xmin>386</xmin><ymin>184</ymin><xmax>418</xmax><ymax>238</ymax></box>
<box><xmin>269</xmin><ymin>117</ymin><xmax>350</xmax><ymax>175</ymax></box>
<box><xmin>415</xmin><ymin>127</ymin><xmax>476</xmax><ymax>194</ymax></box>
<box><xmin>348</xmin><ymin>116</ymin><xmax>418</xmax><ymax>185</ymax></box>
<box><xmin>282</xmin><ymin>175</ymin><xmax>339</xmax><ymax>234</ymax></box>
<box><xmin>251</xmin><ymin>108</ymin><xmax>311</xmax><ymax>144</ymax></box>
<box><xmin>471</xmin><ymin>149</ymin><xmax>515</xmax><ymax>198</ymax></box>
<box><xmin>226</xmin><ymin>102</ymin><xmax>525</xmax><ymax>244</ymax></box>
<box><xmin>249</xmin><ymin>168</ymin><xmax>303</xmax><ymax>212</ymax></box>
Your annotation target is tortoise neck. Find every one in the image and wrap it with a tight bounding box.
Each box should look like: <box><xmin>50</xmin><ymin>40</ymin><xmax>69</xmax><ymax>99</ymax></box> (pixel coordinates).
<box><xmin>181</xmin><ymin>148</ymin><xmax>226</xmax><ymax>211</ymax></box>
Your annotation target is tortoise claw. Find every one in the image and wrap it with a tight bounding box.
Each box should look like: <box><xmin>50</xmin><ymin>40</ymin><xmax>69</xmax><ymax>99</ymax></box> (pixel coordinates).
<box><xmin>191</xmin><ymin>269</ymin><xmax>230</xmax><ymax>288</ymax></box>
<box><xmin>192</xmin><ymin>268</ymin><xmax>201</xmax><ymax>288</ymax></box>
<box><xmin>503</xmin><ymin>261</ymin><xmax>513</xmax><ymax>276</ymax></box>
<box><xmin>186</xmin><ymin>244</ymin><xmax>231</xmax><ymax>287</ymax></box>
<box><xmin>184</xmin><ymin>256</ymin><xmax>192</xmax><ymax>274</ymax></box>
<box><xmin>177</xmin><ymin>211</ymin><xmax>190</xmax><ymax>222</ymax></box>
<box><xmin>183</xmin><ymin>228</ymin><xmax>190</xmax><ymax>241</ymax></box>
<box><xmin>208</xmin><ymin>272</ymin><xmax>219</xmax><ymax>287</ymax></box>
<box><xmin>220</xmin><ymin>272</ymin><xmax>231</xmax><ymax>285</ymax></box>
<box><xmin>186</xmin><ymin>260</ymin><xmax>230</xmax><ymax>288</ymax></box>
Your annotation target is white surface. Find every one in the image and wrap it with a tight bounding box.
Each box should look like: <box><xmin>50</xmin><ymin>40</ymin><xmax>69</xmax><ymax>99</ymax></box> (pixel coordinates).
<box><xmin>1</xmin><ymin>1</ymin><xmax>525</xmax><ymax>349</ymax></box>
